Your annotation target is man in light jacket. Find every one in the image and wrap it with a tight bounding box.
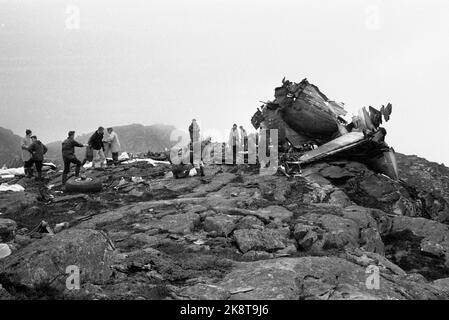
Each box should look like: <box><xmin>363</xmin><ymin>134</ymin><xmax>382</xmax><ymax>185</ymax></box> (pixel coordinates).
<box><xmin>21</xmin><ymin>129</ymin><xmax>33</xmax><ymax>177</ymax></box>
<box><xmin>104</xmin><ymin>127</ymin><xmax>121</xmax><ymax>166</ymax></box>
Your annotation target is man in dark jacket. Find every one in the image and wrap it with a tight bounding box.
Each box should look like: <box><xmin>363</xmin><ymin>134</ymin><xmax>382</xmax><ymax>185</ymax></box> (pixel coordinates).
<box><xmin>61</xmin><ymin>131</ymin><xmax>87</xmax><ymax>184</ymax></box>
<box><xmin>27</xmin><ymin>135</ymin><xmax>48</xmax><ymax>180</ymax></box>
<box><xmin>88</xmin><ymin>126</ymin><xmax>106</xmax><ymax>168</ymax></box>
<box><xmin>188</xmin><ymin>119</ymin><xmax>200</xmax><ymax>164</ymax></box>
<box><xmin>189</xmin><ymin>119</ymin><xmax>200</xmax><ymax>144</ymax></box>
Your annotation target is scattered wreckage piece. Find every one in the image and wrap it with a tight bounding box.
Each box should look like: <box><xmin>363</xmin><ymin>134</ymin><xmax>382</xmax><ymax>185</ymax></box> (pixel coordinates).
<box><xmin>0</xmin><ymin>163</ymin><xmax>57</xmax><ymax>180</ymax></box>
<box><xmin>27</xmin><ymin>220</ymin><xmax>54</xmax><ymax>236</ymax></box>
<box><xmin>252</xmin><ymin>77</ymin><xmax>398</xmax><ymax>180</ymax></box>
<box><xmin>0</xmin><ymin>243</ymin><xmax>11</xmax><ymax>259</ymax></box>
<box><xmin>52</xmin><ymin>194</ymin><xmax>91</xmax><ymax>203</ymax></box>
<box><xmin>171</xmin><ymin>163</ymin><xmax>205</xmax><ymax>179</ymax></box>
<box><xmin>0</xmin><ymin>183</ymin><xmax>25</xmax><ymax>192</ymax></box>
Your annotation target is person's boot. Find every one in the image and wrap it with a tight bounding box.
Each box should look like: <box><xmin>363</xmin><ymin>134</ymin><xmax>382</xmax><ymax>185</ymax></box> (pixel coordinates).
<box><xmin>36</xmin><ymin>171</ymin><xmax>42</xmax><ymax>181</ymax></box>
<box><xmin>62</xmin><ymin>173</ymin><xmax>68</xmax><ymax>185</ymax></box>
<box><xmin>28</xmin><ymin>167</ymin><xmax>34</xmax><ymax>178</ymax></box>
<box><xmin>75</xmin><ymin>165</ymin><xmax>80</xmax><ymax>177</ymax></box>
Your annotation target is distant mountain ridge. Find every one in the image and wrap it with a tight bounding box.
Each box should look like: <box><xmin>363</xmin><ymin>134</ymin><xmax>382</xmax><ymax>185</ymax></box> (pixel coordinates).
<box><xmin>0</xmin><ymin>127</ymin><xmax>23</xmax><ymax>167</ymax></box>
<box><xmin>0</xmin><ymin>124</ymin><xmax>177</xmax><ymax>166</ymax></box>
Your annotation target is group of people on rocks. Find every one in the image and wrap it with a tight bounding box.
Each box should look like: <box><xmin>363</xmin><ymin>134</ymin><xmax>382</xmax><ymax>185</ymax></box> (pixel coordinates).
<box><xmin>21</xmin><ymin>126</ymin><xmax>121</xmax><ymax>184</ymax></box>
<box><xmin>20</xmin><ymin>129</ymin><xmax>48</xmax><ymax>180</ymax></box>
<box><xmin>61</xmin><ymin>127</ymin><xmax>121</xmax><ymax>184</ymax></box>
<box><xmin>21</xmin><ymin>119</ymin><xmax>250</xmax><ymax>184</ymax></box>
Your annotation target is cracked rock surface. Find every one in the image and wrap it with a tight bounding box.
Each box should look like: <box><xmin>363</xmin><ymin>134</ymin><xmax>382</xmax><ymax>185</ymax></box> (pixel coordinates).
<box><xmin>1</xmin><ymin>155</ymin><xmax>449</xmax><ymax>299</ymax></box>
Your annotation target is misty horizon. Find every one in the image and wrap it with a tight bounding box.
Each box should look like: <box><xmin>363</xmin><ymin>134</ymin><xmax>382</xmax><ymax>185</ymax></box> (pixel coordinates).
<box><xmin>1</xmin><ymin>0</ymin><xmax>448</xmax><ymax>165</ymax></box>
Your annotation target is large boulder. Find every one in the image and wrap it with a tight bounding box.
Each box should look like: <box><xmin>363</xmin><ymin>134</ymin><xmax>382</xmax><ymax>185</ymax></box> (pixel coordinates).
<box><xmin>293</xmin><ymin>224</ymin><xmax>324</xmax><ymax>251</ymax></box>
<box><xmin>389</xmin><ymin>216</ymin><xmax>449</xmax><ymax>256</ymax></box>
<box><xmin>295</xmin><ymin>212</ymin><xmax>360</xmax><ymax>251</ymax></box>
<box><xmin>319</xmin><ymin>165</ymin><xmax>354</xmax><ymax>180</ymax></box>
<box><xmin>233</xmin><ymin>228</ymin><xmax>290</xmax><ymax>253</ymax></box>
<box><xmin>328</xmin><ymin>190</ymin><xmax>354</xmax><ymax>208</ymax></box>
<box><xmin>0</xmin><ymin>229</ymin><xmax>115</xmax><ymax>297</ymax></box>
<box><xmin>203</xmin><ymin>215</ymin><xmax>239</xmax><ymax>237</ymax></box>
<box><xmin>293</xmin><ymin>205</ymin><xmax>384</xmax><ymax>254</ymax></box>
<box><xmin>342</xmin><ymin>206</ymin><xmax>384</xmax><ymax>254</ymax></box>
<box><xmin>154</xmin><ymin>212</ymin><xmax>201</xmax><ymax>235</ymax></box>
<box><xmin>384</xmin><ymin>216</ymin><xmax>449</xmax><ymax>277</ymax></box>
<box><xmin>331</xmin><ymin>159</ymin><xmax>449</xmax><ymax>221</ymax></box>
<box><xmin>395</xmin><ymin>153</ymin><xmax>449</xmax><ymax>201</ymax></box>
<box><xmin>254</xmin><ymin>206</ymin><xmax>293</xmax><ymax>223</ymax></box>
<box><xmin>235</xmin><ymin>216</ymin><xmax>265</xmax><ymax>230</ymax></box>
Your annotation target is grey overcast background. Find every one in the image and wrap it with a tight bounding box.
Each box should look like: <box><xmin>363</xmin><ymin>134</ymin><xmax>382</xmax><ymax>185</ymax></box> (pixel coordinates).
<box><xmin>0</xmin><ymin>0</ymin><xmax>448</xmax><ymax>164</ymax></box>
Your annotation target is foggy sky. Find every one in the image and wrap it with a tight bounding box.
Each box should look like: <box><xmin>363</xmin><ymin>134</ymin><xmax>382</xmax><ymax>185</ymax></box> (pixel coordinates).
<box><xmin>1</xmin><ymin>0</ymin><xmax>448</xmax><ymax>165</ymax></box>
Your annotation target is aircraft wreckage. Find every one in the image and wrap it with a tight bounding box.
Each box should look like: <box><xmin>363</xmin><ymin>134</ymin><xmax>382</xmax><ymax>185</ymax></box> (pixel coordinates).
<box><xmin>251</xmin><ymin>78</ymin><xmax>398</xmax><ymax>180</ymax></box>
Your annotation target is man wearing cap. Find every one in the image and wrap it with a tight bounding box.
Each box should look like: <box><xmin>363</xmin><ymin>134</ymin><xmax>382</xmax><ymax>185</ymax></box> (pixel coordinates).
<box><xmin>61</xmin><ymin>130</ymin><xmax>87</xmax><ymax>184</ymax></box>
<box><xmin>27</xmin><ymin>135</ymin><xmax>48</xmax><ymax>180</ymax></box>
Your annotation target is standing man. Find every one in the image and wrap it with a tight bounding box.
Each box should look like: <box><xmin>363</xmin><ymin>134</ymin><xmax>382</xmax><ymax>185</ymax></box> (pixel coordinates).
<box><xmin>228</xmin><ymin>124</ymin><xmax>240</xmax><ymax>165</ymax></box>
<box><xmin>61</xmin><ymin>131</ymin><xmax>87</xmax><ymax>184</ymax></box>
<box><xmin>27</xmin><ymin>135</ymin><xmax>48</xmax><ymax>180</ymax></box>
<box><xmin>21</xmin><ymin>129</ymin><xmax>33</xmax><ymax>177</ymax></box>
<box><xmin>104</xmin><ymin>127</ymin><xmax>121</xmax><ymax>166</ymax></box>
<box><xmin>189</xmin><ymin>119</ymin><xmax>200</xmax><ymax>145</ymax></box>
<box><xmin>88</xmin><ymin>126</ymin><xmax>106</xmax><ymax>168</ymax></box>
<box><xmin>189</xmin><ymin>119</ymin><xmax>200</xmax><ymax>165</ymax></box>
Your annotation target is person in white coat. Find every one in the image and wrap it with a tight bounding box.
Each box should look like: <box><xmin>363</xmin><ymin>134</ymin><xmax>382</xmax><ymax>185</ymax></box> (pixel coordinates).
<box><xmin>104</xmin><ymin>127</ymin><xmax>121</xmax><ymax>166</ymax></box>
<box><xmin>21</xmin><ymin>129</ymin><xmax>33</xmax><ymax>176</ymax></box>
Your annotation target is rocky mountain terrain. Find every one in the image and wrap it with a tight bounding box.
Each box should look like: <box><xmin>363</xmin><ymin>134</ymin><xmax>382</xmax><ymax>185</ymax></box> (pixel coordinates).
<box><xmin>1</xmin><ymin>152</ymin><xmax>449</xmax><ymax>300</ymax></box>
<box><xmin>0</xmin><ymin>127</ymin><xmax>22</xmax><ymax>168</ymax></box>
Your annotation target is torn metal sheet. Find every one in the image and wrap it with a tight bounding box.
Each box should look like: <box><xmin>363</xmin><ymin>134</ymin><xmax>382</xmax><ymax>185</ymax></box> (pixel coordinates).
<box><xmin>381</xmin><ymin>103</ymin><xmax>393</xmax><ymax>122</ymax></box>
<box><xmin>299</xmin><ymin>132</ymin><xmax>365</xmax><ymax>163</ymax></box>
<box><xmin>369</xmin><ymin>106</ymin><xmax>382</xmax><ymax>127</ymax></box>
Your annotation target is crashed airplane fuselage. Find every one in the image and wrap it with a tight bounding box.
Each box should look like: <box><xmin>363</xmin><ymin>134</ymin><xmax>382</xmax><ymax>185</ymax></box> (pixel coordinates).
<box><xmin>251</xmin><ymin>78</ymin><xmax>398</xmax><ymax>180</ymax></box>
